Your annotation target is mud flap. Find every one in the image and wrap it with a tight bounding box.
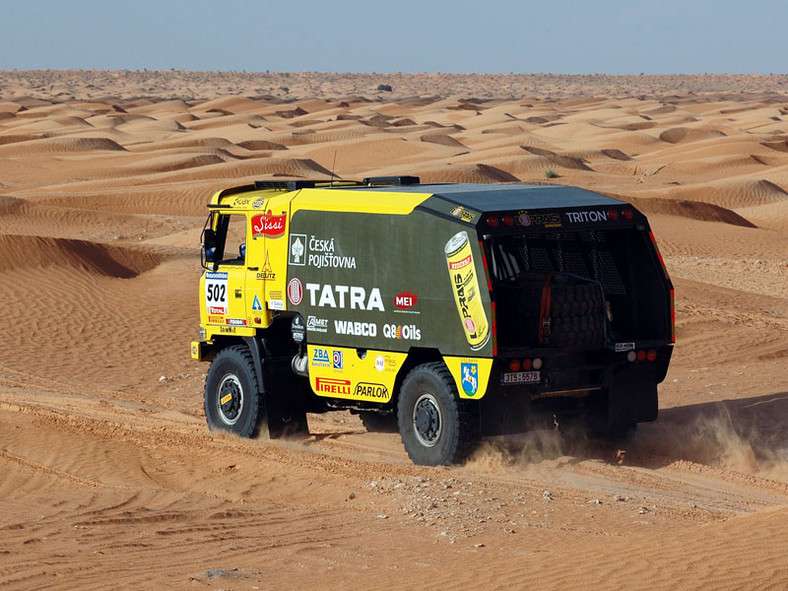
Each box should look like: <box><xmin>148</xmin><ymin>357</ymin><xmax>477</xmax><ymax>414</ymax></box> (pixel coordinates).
<box><xmin>260</xmin><ymin>358</ymin><xmax>309</xmax><ymax>439</ymax></box>
<box><xmin>606</xmin><ymin>365</ymin><xmax>658</xmax><ymax>425</ymax></box>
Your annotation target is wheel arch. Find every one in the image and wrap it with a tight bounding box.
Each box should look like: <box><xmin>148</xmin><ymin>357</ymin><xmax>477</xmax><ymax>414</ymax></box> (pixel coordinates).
<box><xmin>392</xmin><ymin>347</ymin><xmax>444</xmax><ymax>408</ymax></box>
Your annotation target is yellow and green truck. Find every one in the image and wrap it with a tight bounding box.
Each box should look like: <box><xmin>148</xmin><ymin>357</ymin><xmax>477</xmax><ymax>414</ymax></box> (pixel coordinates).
<box><xmin>191</xmin><ymin>177</ymin><xmax>674</xmax><ymax>465</ymax></box>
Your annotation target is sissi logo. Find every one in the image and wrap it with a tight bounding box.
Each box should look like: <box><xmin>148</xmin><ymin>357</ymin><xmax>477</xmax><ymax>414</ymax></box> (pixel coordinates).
<box><xmin>251</xmin><ymin>211</ymin><xmax>286</xmax><ymax>239</ymax></box>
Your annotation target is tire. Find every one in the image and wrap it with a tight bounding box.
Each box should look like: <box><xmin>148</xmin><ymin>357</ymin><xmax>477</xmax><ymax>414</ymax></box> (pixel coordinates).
<box><xmin>358</xmin><ymin>411</ymin><xmax>398</xmax><ymax>433</ymax></box>
<box><xmin>397</xmin><ymin>362</ymin><xmax>479</xmax><ymax>466</ymax></box>
<box><xmin>204</xmin><ymin>345</ymin><xmax>265</xmax><ymax>438</ymax></box>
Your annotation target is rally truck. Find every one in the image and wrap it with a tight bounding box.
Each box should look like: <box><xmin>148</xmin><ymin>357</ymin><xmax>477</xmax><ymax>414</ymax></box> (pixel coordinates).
<box><xmin>191</xmin><ymin>177</ymin><xmax>674</xmax><ymax>466</ymax></box>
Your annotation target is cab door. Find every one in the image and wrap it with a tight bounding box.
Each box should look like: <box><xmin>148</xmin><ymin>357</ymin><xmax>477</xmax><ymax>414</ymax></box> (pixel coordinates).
<box><xmin>205</xmin><ymin>212</ymin><xmax>249</xmax><ymax>329</ymax></box>
<box><xmin>249</xmin><ymin>203</ymin><xmax>289</xmax><ymax>316</ymax></box>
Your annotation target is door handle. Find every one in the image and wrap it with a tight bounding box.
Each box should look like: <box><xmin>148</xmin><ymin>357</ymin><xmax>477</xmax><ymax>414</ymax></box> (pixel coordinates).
<box><xmin>247</xmin><ymin>267</ymin><xmax>259</xmax><ymax>271</ymax></box>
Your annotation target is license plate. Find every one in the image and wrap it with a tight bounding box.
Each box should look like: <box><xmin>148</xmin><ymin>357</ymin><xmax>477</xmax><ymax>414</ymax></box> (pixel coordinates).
<box><xmin>501</xmin><ymin>371</ymin><xmax>540</xmax><ymax>385</ymax></box>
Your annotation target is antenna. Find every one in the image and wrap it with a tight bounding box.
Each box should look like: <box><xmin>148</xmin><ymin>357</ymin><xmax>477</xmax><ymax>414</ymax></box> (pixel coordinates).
<box><xmin>330</xmin><ymin>150</ymin><xmax>338</xmax><ymax>186</ymax></box>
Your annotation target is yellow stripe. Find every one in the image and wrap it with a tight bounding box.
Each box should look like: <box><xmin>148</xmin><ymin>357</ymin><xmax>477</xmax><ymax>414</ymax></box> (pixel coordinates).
<box><xmin>292</xmin><ymin>189</ymin><xmax>432</xmax><ymax>216</ymax></box>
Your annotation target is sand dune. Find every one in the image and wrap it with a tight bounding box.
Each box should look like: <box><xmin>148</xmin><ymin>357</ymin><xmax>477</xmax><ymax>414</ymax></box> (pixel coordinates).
<box><xmin>0</xmin><ymin>73</ymin><xmax>787</xmax><ymax>590</ymax></box>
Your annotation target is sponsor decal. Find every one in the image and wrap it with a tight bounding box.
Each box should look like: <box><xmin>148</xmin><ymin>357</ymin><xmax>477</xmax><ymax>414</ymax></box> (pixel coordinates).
<box><xmin>312</xmin><ymin>348</ymin><xmax>331</xmax><ymax>367</ymax></box>
<box><xmin>226</xmin><ymin>318</ymin><xmax>247</xmax><ymax>326</ymax></box>
<box><xmin>315</xmin><ymin>377</ymin><xmax>352</xmax><ymax>395</ymax></box>
<box><xmin>291</xmin><ymin>316</ymin><xmax>305</xmax><ymax>343</ymax></box>
<box><xmin>252</xmin><ymin>295</ymin><xmax>262</xmax><ymax>311</ymax></box>
<box><xmin>333</xmin><ymin>350</ymin><xmax>344</xmax><ymax>370</ymax></box>
<box><xmin>354</xmin><ymin>382</ymin><xmax>389</xmax><ymax>399</ymax></box>
<box><xmin>251</xmin><ymin>211</ymin><xmax>286</xmax><ymax>239</ymax></box>
<box><xmin>445</xmin><ymin>231</ymin><xmax>489</xmax><ymax>351</ymax></box>
<box><xmin>305</xmin><ymin>283</ymin><xmax>385</xmax><ymax>311</ymax></box>
<box><xmin>334</xmin><ymin>320</ymin><xmax>377</xmax><ymax>337</ymax></box>
<box><xmin>383</xmin><ymin>323</ymin><xmax>421</xmax><ymax>341</ymax></box>
<box><xmin>374</xmin><ymin>354</ymin><xmax>398</xmax><ymax>372</ymax></box>
<box><xmin>615</xmin><ymin>342</ymin><xmax>636</xmax><ymax>352</ymax></box>
<box><xmin>255</xmin><ymin>251</ymin><xmax>276</xmax><ymax>281</ymax></box>
<box><xmin>448</xmin><ymin>254</ymin><xmax>472</xmax><ymax>271</ymax></box>
<box><xmin>307</xmin><ymin>316</ymin><xmax>329</xmax><ymax>333</ymax></box>
<box><xmin>394</xmin><ymin>291</ymin><xmax>418</xmax><ymax>310</ymax></box>
<box><xmin>450</xmin><ymin>206</ymin><xmax>477</xmax><ymax>223</ymax></box>
<box><xmin>205</xmin><ymin>271</ymin><xmax>228</xmax><ymax>315</ymax></box>
<box><xmin>287</xmin><ymin>278</ymin><xmax>303</xmax><ymax>305</ymax></box>
<box><xmin>501</xmin><ymin>371</ymin><xmax>541</xmax><ymax>385</ymax></box>
<box><xmin>207</xmin><ymin>315</ymin><xmax>224</xmax><ymax>324</ymax></box>
<box><xmin>461</xmin><ymin>363</ymin><xmax>479</xmax><ymax>396</ymax></box>
<box><xmin>289</xmin><ymin>234</ymin><xmax>357</xmax><ymax>269</ymax></box>
<box><xmin>269</xmin><ymin>299</ymin><xmax>285</xmax><ymax>311</ymax></box>
<box><xmin>517</xmin><ymin>211</ymin><xmax>562</xmax><ymax>228</ymax></box>
<box><xmin>289</xmin><ymin>233</ymin><xmax>307</xmax><ymax>266</ymax></box>
<box><xmin>308</xmin><ymin>235</ymin><xmax>356</xmax><ymax>269</ymax></box>
<box><xmin>565</xmin><ymin>210</ymin><xmax>608</xmax><ymax>224</ymax></box>
<box><xmin>252</xmin><ymin>198</ymin><xmax>265</xmax><ymax>209</ymax></box>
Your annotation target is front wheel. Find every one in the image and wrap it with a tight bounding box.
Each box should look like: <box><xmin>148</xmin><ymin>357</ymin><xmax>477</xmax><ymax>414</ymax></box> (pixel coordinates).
<box><xmin>204</xmin><ymin>345</ymin><xmax>265</xmax><ymax>438</ymax></box>
<box><xmin>397</xmin><ymin>362</ymin><xmax>479</xmax><ymax>466</ymax></box>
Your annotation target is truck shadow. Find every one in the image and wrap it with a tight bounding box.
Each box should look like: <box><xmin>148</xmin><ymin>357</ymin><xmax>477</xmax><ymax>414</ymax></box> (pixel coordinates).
<box><xmin>472</xmin><ymin>392</ymin><xmax>788</xmax><ymax>478</ymax></box>
<box><xmin>622</xmin><ymin>391</ymin><xmax>788</xmax><ymax>474</ymax></box>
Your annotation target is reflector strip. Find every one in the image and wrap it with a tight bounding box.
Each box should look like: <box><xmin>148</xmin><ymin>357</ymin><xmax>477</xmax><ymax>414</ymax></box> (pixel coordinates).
<box><xmin>670</xmin><ymin>288</ymin><xmax>676</xmax><ymax>343</ymax></box>
<box><xmin>479</xmin><ymin>240</ymin><xmax>497</xmax><ymax>355</ymax></box>
<box><xmin>649</xmin><ymin>231</ymin><xmax>670</xmax><ymax>280</ymax></box>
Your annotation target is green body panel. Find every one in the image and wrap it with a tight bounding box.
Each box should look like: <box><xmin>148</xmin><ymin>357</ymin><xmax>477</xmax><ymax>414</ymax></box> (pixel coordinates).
<box><xmin>286</xmin><ymin>208</ymin><xmax>494</xmax><ymax>357</ymax></box>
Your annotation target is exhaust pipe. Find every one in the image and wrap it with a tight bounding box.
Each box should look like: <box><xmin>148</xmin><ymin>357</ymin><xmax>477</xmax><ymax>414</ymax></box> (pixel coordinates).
<box><xmin>291</xmin><ymin>354</ymin><xmax>309</xmax><ymax>377</ymax></box>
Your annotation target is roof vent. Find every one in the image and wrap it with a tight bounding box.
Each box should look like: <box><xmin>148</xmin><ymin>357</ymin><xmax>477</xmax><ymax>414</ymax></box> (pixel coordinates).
<box><xmin>362</xmin><ymin>176</ymin><xmax>421</xmax><ymax>186</ymax></box>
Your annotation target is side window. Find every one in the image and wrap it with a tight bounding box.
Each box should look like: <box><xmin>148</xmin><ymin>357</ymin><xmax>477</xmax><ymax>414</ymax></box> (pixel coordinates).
<box><xmin>217</xmin><ymin>214</ymin><xmax>248</xmax><ymax>266</ymax></box>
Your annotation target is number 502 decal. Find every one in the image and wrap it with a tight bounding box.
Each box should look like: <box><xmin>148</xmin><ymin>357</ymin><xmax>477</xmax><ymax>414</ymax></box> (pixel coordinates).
<box><xmin>204</xmin><ymin>272</ymin><xmax>229</xmax><ymax>315</ymax></box>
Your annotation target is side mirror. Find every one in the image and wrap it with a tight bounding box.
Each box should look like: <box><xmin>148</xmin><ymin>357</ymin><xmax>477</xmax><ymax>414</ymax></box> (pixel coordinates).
<box><xmin>203</xmin><ymin>229</ymin><xmax>217</xmax><ymax>262</ymax></box>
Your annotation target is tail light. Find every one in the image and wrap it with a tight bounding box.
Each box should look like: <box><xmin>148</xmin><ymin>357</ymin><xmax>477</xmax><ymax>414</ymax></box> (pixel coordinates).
<box><xmin>628</xmin><ymin>349</ymin><xmax>659</xmax><ymax>363</ymax></box>
<box><xmin>506</xmin><ymin>358</ymin><xmax>540</xmax><ymax>371</ymax></box>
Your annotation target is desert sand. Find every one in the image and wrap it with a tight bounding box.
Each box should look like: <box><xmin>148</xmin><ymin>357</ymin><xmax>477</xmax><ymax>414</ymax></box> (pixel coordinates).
<box><xmin>0</xmin><ymin>71</ymin><xmax>786</xmax><ymax>590</ymax></box>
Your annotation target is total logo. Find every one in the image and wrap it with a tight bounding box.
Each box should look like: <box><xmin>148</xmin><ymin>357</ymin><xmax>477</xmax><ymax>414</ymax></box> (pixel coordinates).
<box><xmin>382</xmin><ymin>323</ymin><xmax>421</xmax><ymax>341</ymax></box>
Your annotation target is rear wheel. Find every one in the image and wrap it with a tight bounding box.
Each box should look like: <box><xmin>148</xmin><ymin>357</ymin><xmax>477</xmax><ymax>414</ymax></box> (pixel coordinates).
<box><xmin>204</xmin><ymin>345</ymin><xmax>265</xmax><ymax>438</ymax></box>
<box><xmin>397</xmin><ymin>362</ymin><xmax>479</xmax><ymax>466</ymax></box>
